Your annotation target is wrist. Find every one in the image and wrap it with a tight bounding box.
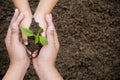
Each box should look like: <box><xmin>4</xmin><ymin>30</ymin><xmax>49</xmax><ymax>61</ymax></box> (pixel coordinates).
<box><xmin>3</xmin><ymin>63</ymin><xmax>29</xmax><ymax>80</ymax></box>
<box><xmin>37</xmin><ymin>64</ymin><xmax>56</xmax><ymax>78</ymax></box>
<box><xmin>10</xmin><ymin>62</ymin><xmax>29</xmax><ymax>70</ymax></box>
<box><xmin>34</xmin><ymin>11</ymin><xmax>45</xmax><ymax>19</ymax></box>
<box><xmin>36</xmin><ymin>64</ymin><xmax>63</xmax><ymax>80</ymax></box>
<box><xmin>39</xmin><ymin>63</ymin><xmax>55</xmax><ymax>69</ymax></box>
<box><xmin>10</xmin><ymin>60</ymin><xmax>30</xmax><ymax>69</ymax></box>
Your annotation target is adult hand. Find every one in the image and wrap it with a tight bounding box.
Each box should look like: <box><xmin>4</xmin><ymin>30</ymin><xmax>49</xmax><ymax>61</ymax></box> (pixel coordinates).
<box><xmin>5</xmin><ymin>9</ymin><xmax>30</xmax><ymax>68</ymax></box>
<box><xmin>32</xmin><ymin>14</ymin><xmax>62</xmax><ymax>80</ymax></box>
<box><xmin>3</xmin><ymin>9</ymin><xmax>30</xmax><ymax>80</ymax></box>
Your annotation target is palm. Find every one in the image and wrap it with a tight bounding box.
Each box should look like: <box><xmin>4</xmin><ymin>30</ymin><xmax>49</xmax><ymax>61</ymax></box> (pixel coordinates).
<box><xmin>34</xmin><ymin>14</ymin><xmax>47</xmax><ymax>37</ymax></box>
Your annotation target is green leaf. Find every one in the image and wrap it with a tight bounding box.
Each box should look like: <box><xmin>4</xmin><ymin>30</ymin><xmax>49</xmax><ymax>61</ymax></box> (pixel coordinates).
<box><xmin>35</xmin><ymin>35</ymin><xmax>39</xmax><ymax>44</ymax></box>
<box><xmin>21</xmin><ymin>28</ymin><xmax>34</xmax><ymax>36</ymax></box>
<box><xmin>39</xmin><ymin>36</ymin><xmax>48</xmax><ymax>45</ymax></box>
<box><xmin>37</xmin><ymin>28</ymin><xmax>44</xmax><ymax>35</ymax></box>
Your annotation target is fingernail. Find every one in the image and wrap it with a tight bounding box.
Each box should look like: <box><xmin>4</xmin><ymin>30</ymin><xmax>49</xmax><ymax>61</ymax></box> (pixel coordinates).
<box><xmin>46</xmin><ymin>14</ymin><xmax>52</xmax><ymax>21</ymax></box>
<box><xmin>12</xmin><ymin>24</ymin><xmax>17</xmax><ymax>29</ymax></box>
<box><xmin>27</xmin><ymin>49</ymin><xmax>31</xmax><ymax>55</ymax></box>
<box><xmin>24</xmin><ymin>41</ymin><xmax>28</xmax><ymax>45</ymax></box>
<box><xmin>49</xmin><ymin>26</ymin><xmax>54</xmax><ymax>31</ymax></box>
<box><xmin>49</xmin><ymin>14</ymin><xmax>52</xmax><ymax>20</ymax></box>
<box><xmin>32</xmin><ymin>53</ymin><xmax>36</xmax><ymax>58</ymax></box>
<box><xmin>46</xmin><ymin>14</ymin><xmax>49</xmax><ymax>18</ymax></box>
<box><xmin>15</xmin><ymin>9</ymin><xmax>18</xmax><ymax>12</ymax></box>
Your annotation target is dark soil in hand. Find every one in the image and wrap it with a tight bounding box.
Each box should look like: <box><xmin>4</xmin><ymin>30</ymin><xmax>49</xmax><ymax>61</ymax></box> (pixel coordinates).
<box><xmin>0</xmin><ymin>0</ymin><xmax>120</xmax><ymax>80</ymax></box>
<box><xmin>26</xmin><ymin>20</ymin><xmax>42</xmax><ymax>53</ymax></box>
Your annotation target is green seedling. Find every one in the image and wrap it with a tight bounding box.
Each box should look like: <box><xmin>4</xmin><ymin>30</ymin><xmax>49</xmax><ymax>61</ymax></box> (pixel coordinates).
<box><xmin>21</xmin><ymin>28</ymin><xmax>48</xmax><ymax>45</ymax></box>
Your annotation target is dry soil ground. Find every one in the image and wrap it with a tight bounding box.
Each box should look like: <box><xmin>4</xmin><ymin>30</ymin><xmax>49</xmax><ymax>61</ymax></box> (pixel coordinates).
<box><xmin>0</xmin><ymin>0</ymin><xmax>120</xmax><ymax>80</ymax></box>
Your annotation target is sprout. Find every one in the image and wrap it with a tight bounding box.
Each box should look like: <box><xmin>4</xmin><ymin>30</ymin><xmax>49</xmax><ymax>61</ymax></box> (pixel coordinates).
<box><xmin>21</xmin><ymin>28</ymin><xmax>48</xmax><ymax>45</ymax></box>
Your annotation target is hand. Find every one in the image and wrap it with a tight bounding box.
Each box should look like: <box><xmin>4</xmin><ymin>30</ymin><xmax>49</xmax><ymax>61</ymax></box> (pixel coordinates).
<box><xmin>3</xmin><ymin>9</ymin><xmax>30</xmax><ymax>80</ymax></box>
<box><xmin>32</xmin><ymin>14</ymin><xmax>60</xmax><ymax>75</ymax></box>
<box><xmin>34</xmin><ymin>12</ymin><xmax>47</xmax><ymax>37</ymax></box>
<box><xmin>5</xmin><ymin>9</ymin><xmax>30</xmax><ymax>68</ymax></box>
<box><xmin>20</xmin><ymin>11</ymin><xmax>32</xmax><ymax>45</ymax></box>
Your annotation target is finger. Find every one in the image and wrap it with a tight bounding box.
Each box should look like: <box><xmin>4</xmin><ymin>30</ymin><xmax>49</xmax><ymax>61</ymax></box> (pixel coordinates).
<box><xmin>11</xmin><ymin>9</ymin><xmax>19</xmax><ymax>23</ymax></box>
<box><xmin>26</xmin><ymin>49</ymin><xmax>32</xmax><ymax>55</ymax></box>
<box><xmin>46</xmin><ymin>14</ymin><xmax>55</xmax><ymax>46</ymax></box>
<box><xmin>5</xmin><ymin>27</ymin><xmax>11</xmax><ymax>47</ymax></box>
<box><xmin>46</xmin><ymin>14</ymin><xmax>53</xmax><ymax>26</ymax></box>
<box><xmin>46</xmin><ymin>14</ymin><xmax>59</xmax><ymax>48</ymax></box>
<box><xmin>39</xmin><ymin>21</ymin><xmax>47</xmax><ymax>37</ymax></box>
<box><xmin>54</xmin><ymin>29</ymin><xmax>60</xmax><ymax>49</ymax></box>
<box><xmin>11</xmin><ymin>13</ymin><xmax>24</xmax><ymax>43</ymax></box>
<box><xmin>48</xmin><ymin>14</ymin><xmax>60</xmax><ymax>48</ymax></box>
<box><xmin>32</xmin><ymin>50</ymin><xmax>39</xmax><ymax>58</ymax></box>
<box><xmin>22</xmin><ymin>34</ymin><xmax>28</xmax><ymax>45</ymax></box>
<box><xmin>36</xmin><ymin>19</ymin><xmax>47</xmax><ymax>37</ymax></box>
<box><xmin>14</xmin><ymin>13</ymin><xmax>28</xmax><ymax>45</ymax></box>
<box><xmin>14</xmin><ymin>13</ymin><xmax>24</xmax><ymax>26</ymax></box>
<box><xmin>41</xmin><ymin>27</ymin><xmax>46</xmax><ymax>37</ymax></box>
<box><xmin>20</xmin><ymin>23</ymin><xmax>30</xmax><ymax>45</ymax></box>
<box><xmin>5</xmin><ymin>25</ymin><xmax>12</xmax><ymax>42</ymax></box>
<box><xmin>5</xmin><ymin>9</ymin><xmax>19</xmax><ymax>45</ymax></box>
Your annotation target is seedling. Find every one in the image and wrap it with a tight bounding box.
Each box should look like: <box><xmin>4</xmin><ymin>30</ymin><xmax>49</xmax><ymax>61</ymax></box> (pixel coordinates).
<box><xmin>21</xmin><ymin>28</ymin><xmax>48</xmax><ymax>45</ymax></box>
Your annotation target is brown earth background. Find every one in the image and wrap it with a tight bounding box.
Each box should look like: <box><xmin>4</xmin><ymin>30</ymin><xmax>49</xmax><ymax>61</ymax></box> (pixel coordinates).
<box><xmin>0</xmin><ymin>0</ymin><xmax>120</xmax><ymax>80</ymax></box>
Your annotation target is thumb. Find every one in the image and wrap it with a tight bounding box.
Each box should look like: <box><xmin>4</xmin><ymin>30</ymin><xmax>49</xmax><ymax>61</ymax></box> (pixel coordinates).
<box><xmin>47</xmin><ymin>26</ymin><xmax>54</xmax><ymax>45</ymax></box>
<box><xmin>11</xmin><ymin>23</ymin><xmax>20</xmax><ymax>43</ymax></box>
<box><xmin>11</xmin><ymin>13</ymin><xmax>24</xmax><ymax>43</ymax></box>
<box><xmin>46</xmin><ymin>14</ymin><xmax>55</xmax><ymax>45</ymax></box>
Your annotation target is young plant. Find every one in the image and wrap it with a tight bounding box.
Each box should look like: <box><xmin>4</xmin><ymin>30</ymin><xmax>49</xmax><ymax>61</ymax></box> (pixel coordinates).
<box><xmin>21</xmin><ymin>28</ymin><xmax>48</xmax><ymax>45</ymax></box>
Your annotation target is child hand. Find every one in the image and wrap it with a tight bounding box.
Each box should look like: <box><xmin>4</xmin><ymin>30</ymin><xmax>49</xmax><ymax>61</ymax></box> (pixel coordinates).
<box><xmin>20</xmin><ymin>15</ymin><xmax>32</xmax><ymax>45</ymax></box>
<box><xmin>5</xmin><ymin>9</ymin><xmax>30</xmax><ymax>67</ymax></box>
<box><xmin>34</xmin><ymin>12</ymin><xmax>47</xmax><ymax>37</ymax></box>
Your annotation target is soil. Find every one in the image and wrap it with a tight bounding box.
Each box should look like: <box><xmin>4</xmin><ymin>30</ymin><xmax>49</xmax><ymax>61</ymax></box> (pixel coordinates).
<box><xmin>27</xmin><ymin>20</ymin><xmax>42</xmax><ymax>53</ymax></box>
<box><xmin>0</xmin><ymin>0</ymin><xmax>120</xmax><ymax>80</ymax></box>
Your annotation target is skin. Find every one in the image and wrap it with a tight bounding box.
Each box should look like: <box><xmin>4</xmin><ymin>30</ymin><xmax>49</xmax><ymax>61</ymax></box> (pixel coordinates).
<box><xmin>32</xmin><ymin>14</ymin><xmax>63</xmax><ymax>80</ymax></box>
<box><xmin>12</xmin><ymin>0</ymin><xmax>58</xmax><ymax>45</ymax></box>
<box><xmin>3</xmin><ymin>9</ymin><xmax>29</xmax><ymax>80</ymax></box>
<box><xmin>3</xmin><ymin>9</ymin><xmax>63</xmax><ymax>80</ymax></box>
<box><xmin>12</xmin><ymin>0</ymin><xmax>32</xmax><ymax>45</ymax></box>
<box><xmin>34</xmin><ymin>0</ymin><xmax>58</xmax><ymax>36</ymax></box>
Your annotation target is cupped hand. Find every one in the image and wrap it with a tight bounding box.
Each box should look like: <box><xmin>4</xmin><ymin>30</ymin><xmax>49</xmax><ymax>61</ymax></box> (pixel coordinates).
<box><xmin>20</xmin><ymin>11</ymin><xmax>32</xmax><ymax>45</ymax></box>
<box><xmin>5</xmin><ymin>9</ymin><xmax>30</xmax><ymax>67</ymax></box>
<box><xmin>32</xmin><ymin>14</ymin><xmax>60</xmax><ymax>72</ymax></box>
<box><xmin>34</xmin><ymin>12</ymin><xmax>47</xmax><ymax>37</ymax></box>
